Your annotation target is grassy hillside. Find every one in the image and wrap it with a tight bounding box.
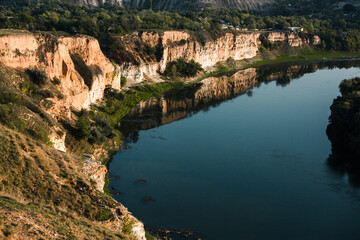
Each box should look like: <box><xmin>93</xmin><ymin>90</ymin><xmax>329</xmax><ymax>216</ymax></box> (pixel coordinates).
<box><xmin>0</xmin><ymin>62</ymin><xmax>139</xmax><ymax>239</ymax></box>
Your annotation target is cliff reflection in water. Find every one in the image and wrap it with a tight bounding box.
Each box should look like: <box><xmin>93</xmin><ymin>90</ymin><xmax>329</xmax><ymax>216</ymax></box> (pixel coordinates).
<box><xmin>120</xmin><ymin>60</ymin><xmax>360</xmax><ymax>142</ymax></box>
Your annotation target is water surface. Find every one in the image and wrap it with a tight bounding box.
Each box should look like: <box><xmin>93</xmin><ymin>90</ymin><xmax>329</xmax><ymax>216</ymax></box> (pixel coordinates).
<box><xmin>109</xmin><ymin>61</ymin><xmax>360</xmax><ymax>240</ymax></box>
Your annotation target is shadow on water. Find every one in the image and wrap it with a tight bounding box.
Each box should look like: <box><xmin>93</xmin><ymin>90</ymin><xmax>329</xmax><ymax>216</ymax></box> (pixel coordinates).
<box><xmin>327</xmin><ymin>154</ymin><xmax>360</xmax><ymax>188</ymax></box>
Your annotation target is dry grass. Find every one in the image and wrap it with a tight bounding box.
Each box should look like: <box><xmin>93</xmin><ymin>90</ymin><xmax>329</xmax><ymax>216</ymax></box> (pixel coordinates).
<box><xmin>0</xmin><ymin>196</ymin><xmax>127</xmax><ymax>239</ymax></box>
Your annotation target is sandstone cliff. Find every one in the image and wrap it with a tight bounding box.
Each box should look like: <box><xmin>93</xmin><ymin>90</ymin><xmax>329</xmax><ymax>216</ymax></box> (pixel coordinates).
<box><xmin>119</xmin><ymin>30</ymin><xmax>320</xmax><ymax>84</ymax></box>
<box><xmin>266</xmin><ymin>31</ymin><xmax>322</xmax><ymax>47</ymax></box>
<box><xmin>0</xmin><ymin>32</ymin><xmax>120</xmax><ymax>112</ymax></box>
<box><xmin>0</xmin><ymin>31</ymin><xmax>122</xmax><ymax>151</ymax></box>
<box><xmin>82</xmin><ymin>154</ymin><xmax>146</xmax><ymax>239</ymax></box>
<box><xmin>0</xmin><ymin>30</ymin><xmax>320</xmax><ymax>240</ymax></box>
<box><xmin>120</xmin><ymin>31</ymin><xmax>261</xmax><ymax>84</ymax></box>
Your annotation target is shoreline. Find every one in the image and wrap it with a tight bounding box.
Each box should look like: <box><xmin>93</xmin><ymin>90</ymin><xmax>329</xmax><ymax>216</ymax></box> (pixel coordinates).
<box><xmin>102</xmin><ymin>50</ymin><xmax>360</xmax><ymax>185</ymax></box>
<box><xmin>100</xmin><ymin>51</ymin><xmax>360</xmax><ymax>239</ymax></box>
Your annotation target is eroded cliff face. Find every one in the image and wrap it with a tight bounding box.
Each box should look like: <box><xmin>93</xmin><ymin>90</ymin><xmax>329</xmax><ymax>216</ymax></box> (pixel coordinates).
<box><xmin>267</xmin><ymin>31</ymin><xmax>321</xmax><ymax>47</ymax></box>
<box><xmin>0</xmin><ymin>33</ymin><xmax>120</xmax><ymax>112</ymax></box>
<box><xmin>161</xmin><ymin>32</ymin><xmax>260</xmax><ymax>70</ymax></box>
<box><xmin>0</xmin><ymin>32</ymin><xmax>121</xmax><ymax>152</ymax></box>
<box><xmin>120</xmin><ymin>31</ymin><xmax>261</xmax><ymax>84</ymax></box>
<box><xmin>81</xmin><ymin>153</ymin><xmax>146</xmax><ymax>239</ymax></box>
<box><xmin>119</xmin><ymin>30</ymin><xmax>320</xmax><ymax>84</ymax></box>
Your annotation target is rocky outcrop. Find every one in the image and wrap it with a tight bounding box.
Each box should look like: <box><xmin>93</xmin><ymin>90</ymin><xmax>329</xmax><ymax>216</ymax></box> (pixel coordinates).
<box><xmin>0</xmin><ymin>32</ymin><xmax>122</xmax><ymax>151</ymax></box>
<box><xmin>49</xmin><ymin>131</ymin><xmax>67</xmax><ymax>152</ymax></box>
<box><xmin>311</xmin><ymin>35</ymin><xmax>321</xmax><ymax>45</ymax></box>
<box><xmin>0</xmin><ymin>32</ymin><xmax>121</xmax><ymax>112</ymax></box>
<box><xmin>119</xmin><ymin>30</ymin><xmax>321</xmax><ymax>84</ymax></box>
<box><xmin>83</xmin><ymin>154</ymin><xmax>107</xmax><ymax>192</ymax></box>
<box><xmin>267</xmin><ymin>31</ymin><xmax>288</xmax><ymax>42</ymax></box>
<box><xmin>105</xmin><ymin>201</ymin><xmax>146</xmax><ymax>240</ymax></box>
<box><xmin>161</xmin><ymin>32</ymin><xmax>260</xmax><ymax>70</ymax></box>
<box><xmin>82</xmin><ymin>154</ymin><xmax>146</xmax><ymax>239</ymax></box>
<box><xmin>120</xmin><ymin>31</ymin><xmax>261</xmax><ymax>84</ymax></box>
<box><xmin>287</xmin><ymin>33</ymin><xmax>309</xmax><ymax>47</ymax></box>
<box><xmin>266</xmin><ymin>31</ymin><xmax>320</xmax><ymax>47</ymax></box>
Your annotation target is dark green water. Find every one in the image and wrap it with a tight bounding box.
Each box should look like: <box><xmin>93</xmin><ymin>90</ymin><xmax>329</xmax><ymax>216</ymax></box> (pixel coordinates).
<box><xmin>109</xmin><ymin>61</ymin><xmax>360</xmax><ymax>240</ymax></box>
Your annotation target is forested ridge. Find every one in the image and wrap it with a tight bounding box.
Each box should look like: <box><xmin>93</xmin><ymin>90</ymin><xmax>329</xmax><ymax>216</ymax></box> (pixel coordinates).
<box><xmin>0</xmin><ymin>0</ymin><xmax>359</xmax><ymax>55</ymax></box>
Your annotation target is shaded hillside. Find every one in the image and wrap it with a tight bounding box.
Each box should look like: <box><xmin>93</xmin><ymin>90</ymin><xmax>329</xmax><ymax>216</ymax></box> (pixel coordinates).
<box><xmin>1</xmin><ymin>0</ymin><xmax>276</xmax><ymax>10</ymax></box>
<box><xmin>0</xmin><ymin>33</ymin><xmax>146</xmax><ymax>239</ymax></box>
<box><xmin>121</xmin><ymin>0</ymin><xmax>276</xmax><ymax>11</ymax></box>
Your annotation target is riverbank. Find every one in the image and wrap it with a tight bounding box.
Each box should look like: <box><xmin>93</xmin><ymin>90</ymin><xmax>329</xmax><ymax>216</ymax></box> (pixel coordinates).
<box><xmin>108</xmin><ymin>60</ymin><xmax>360</xmax><ymax>240</ymax></box>
<box><xmin>326</xmin><ymin>77</ymin><xmax>360</xmax><ymax>185</ymax></box>
<box><xmin>195</xmin><ymin>46</ymin><xmax>360</xmax><ymax>81</ymax></box>
<box><xmin>92</xmin><ymin>47</ymin><xmax>360</xmax><ymax>239</ymax></box>
<box><xmin>100</xmin><ymin>47</ymin><xmax>360</xmax><ymax>166</ymax></box>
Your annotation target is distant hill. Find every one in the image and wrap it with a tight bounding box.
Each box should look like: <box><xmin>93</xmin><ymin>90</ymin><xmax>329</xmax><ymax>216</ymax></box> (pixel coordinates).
<box><xmin>119</xmin><ymin>0</ymin><xmax>276</xmax><ymax>11</ymax></box>
<box><xmin>1</xmin><ymin>0</ymin><xmax>358</xmax><ymax>13</ymax></box>
<box><xmin>3</xmin><ymin>0</ymin><xmax>276</xmax><ymax>11</ymax></box>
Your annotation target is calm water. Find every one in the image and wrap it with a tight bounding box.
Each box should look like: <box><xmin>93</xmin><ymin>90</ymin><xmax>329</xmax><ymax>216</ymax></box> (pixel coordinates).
<box><xmin>109</xmin><ymin>61</ymin><xmax>360</xmax><ymax>240</ymax></box>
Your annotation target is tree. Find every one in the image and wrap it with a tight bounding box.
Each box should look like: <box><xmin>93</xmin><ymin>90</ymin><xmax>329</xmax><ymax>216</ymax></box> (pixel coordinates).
<box><xmin>76</xmin><ymin>116</ymin><xmax>92</xmax><ymax>140</ymax></box>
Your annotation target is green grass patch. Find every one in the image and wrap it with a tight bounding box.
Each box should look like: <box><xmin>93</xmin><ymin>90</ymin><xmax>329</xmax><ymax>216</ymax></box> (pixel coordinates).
<box><xmin>145</xmin><ymin>231</ymin><xmax>157</xmax><ymax>240</ymax></box>
<box><xmin>121</xmin><ymin>216</ymin><xmax>135</xmax><ymax>235</ymax></box>
<box><xmin>244</xmin><ymin>48</ymin><xmax>360</xmax><ymax>68</ymax></box>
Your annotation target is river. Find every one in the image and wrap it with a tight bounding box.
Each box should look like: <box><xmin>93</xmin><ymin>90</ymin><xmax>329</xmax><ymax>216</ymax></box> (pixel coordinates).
<box><xmin>109</xmin><ymin>60</ymin><xmax>360</xmax><ymax>240</ymax></box>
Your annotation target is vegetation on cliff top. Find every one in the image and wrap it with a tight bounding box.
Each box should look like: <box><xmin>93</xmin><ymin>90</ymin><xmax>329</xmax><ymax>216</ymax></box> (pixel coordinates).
<box><xmin>0</xmin><ymin>0</ymin><xmax>360</xmax><ymax>65</ymax></box>
<box><xmin>0</xmin><ymin>1</ymin><xmax>359</xmax><ymax>238</ymax></box>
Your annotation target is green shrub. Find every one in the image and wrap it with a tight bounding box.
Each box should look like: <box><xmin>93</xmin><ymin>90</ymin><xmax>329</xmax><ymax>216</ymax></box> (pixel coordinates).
<box><xmin>0</xmin><ymin>92</ymin><xmax>22</xmax><ymax>104</ymax></box>
<box><xmin>95</xmin><ymin>207</ymin><xmax>114</xmax><ymax>221</ymax></box>
<box><xmin>0</xmin><ymin>105</ymin><xmax>26</xmax><ymax>132</ymax></box>
<box><xmin>27</xmin><ymin>68</ymin><xmax>49</xmax><ymax>85</ymax></box>
<box><xmin>38</xmin><ymin>89</ymin><xmax>55</xmax><ymax>98</ymax></box>
<box><xmin>34</xmin><ymin>126</ymin><xmax>51</xmax><ymax>144</ymax></box>
<box><xmin>21</xmin><ymin>82</ymin><xmax>34</xmax><ymax>95</ymax></box>
<box><xmin>89</xmin><ymin>114</ymin><xmax>115</xmax><ymax>144</ymax></box>
<box><xmin>120</xmin><ymin>75</ymin><xmax>127</xmax><ymax>88</ymax></box>
<box><xmin>75</xmin><ymin>116</ymin><xmax>92</xmax><ymax>141</ymax></box>
<box><xmin>0</xmin><ymin>105</ymin><xmax>10</xmax><ymax>123</ymax></box>
<box><xmin>163</xmin><ymin>58</ymin><xmax>203</xmax><ymax>78</ymax></box>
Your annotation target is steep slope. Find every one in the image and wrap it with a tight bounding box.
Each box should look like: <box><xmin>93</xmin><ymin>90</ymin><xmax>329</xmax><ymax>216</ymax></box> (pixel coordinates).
<box><xmin>0</xmin><ymin>29</ymin><xmax>320</xmax><ymax>239</ymax></box>
<box><xmin>0</xmin><ymin>31</ymin><xmax>145</xmax><ymax>239</ymax></box>
<box><xmin>0</xmin><ymin>32</ymin><xmax>121</xmax><ymax>111</ymax></box>
<box><xmin>118</xmin><ymin>30</ymin><xmax>319</xmax><ymax>84</ymax></box>
<box><xmin>0</xmin><ymin>31</ymin><xmax>123</xmax><ymax>151</ymax></box>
